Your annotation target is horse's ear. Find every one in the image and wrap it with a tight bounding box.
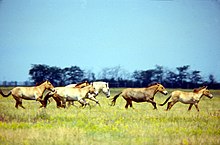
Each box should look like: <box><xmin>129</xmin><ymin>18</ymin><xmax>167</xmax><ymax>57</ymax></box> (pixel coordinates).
<box><xmin>204</xmin><ymin>86</ymin><xmax>208</xmax><ymax>89</ymax></box>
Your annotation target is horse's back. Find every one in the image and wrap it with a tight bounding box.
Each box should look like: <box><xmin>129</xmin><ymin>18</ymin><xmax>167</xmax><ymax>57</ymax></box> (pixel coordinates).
<box><xmin>11</xmin><ymin>87</ymin><xmax>36</xmax><ymax>98</ymax></box>
<box><xmin>65</xmin><ymin>84</ymin><xmax>76</xmax><ymax>87</ymax></box>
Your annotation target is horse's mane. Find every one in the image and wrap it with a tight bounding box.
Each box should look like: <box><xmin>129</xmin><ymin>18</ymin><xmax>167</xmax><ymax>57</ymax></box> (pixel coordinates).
<box><xmin>35</xmin><ymin>80</ymin><xmax>47</xmax><ymax>86</ymax></box>
<box><xmin>75</xmin><ymin>81</ymin><xmax>88</xmax><ymax>87</ymax></box>
<box><xmin>147</xmin><ymin>82</ymin><xmax>159</xmax><ymax>88</ymax></box>
<box><xmin>193</xmin><ymin>86</ymin><xmax>206</xmax><ymax>93</ymax></box>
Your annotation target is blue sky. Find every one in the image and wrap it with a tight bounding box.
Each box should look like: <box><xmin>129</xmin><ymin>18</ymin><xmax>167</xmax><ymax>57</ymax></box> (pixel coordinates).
<box><xmin>0</xmin><ymin>0</ymin><xmax>220</xmax><ymax>81</ymax></box>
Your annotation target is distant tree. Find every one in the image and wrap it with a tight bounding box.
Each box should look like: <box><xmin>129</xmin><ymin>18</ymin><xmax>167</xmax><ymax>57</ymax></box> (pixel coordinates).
<box><xmin>29</xmin><ymin>64</ymin><xmax>50</xmax><ymax>84</ymax></box>
<box><xmin>176</xmin><ymin>65</ymin><xmax>190</xmax><ymax>88</ymax></box>
<box><xmin>99</xmin><ymin>66</ymin><xmax>129</xmax><ymax>81</ymax></box>
<box><xmin>132</xmin><ymin>69</ymin><xmax>155</xmax><ymax>86</ymax></box>
<box><xmin>62</xmin><ymin>66</ymin><xmax>84</xmax><ymax>85</ymax></box>
<box><xmin>151</xmin><ymin>65</ymin><xmax>164</xmax><ymax>83</ymax></box>
<box><xmin>208</xmin><ymin>74</ymin><xmax>216</xmax><ymax>84</ymax></box>
<box><xmin>164</xmin><ymin>70</ymin><xmax>178</xmax><ymax>88</ymax></box>
<box><xmin>47</xmin><ymin>66</ymin><xmax>62</xmax><ymax>86</ymax></box>
<box><xmin>190</xmin><ymin>70</ymin><xmax>203</xmax><ymax>86</ymax></box>
<box><xmin>84</xmin><ymin>70</ymin><xmax>96</xmax><ymax>82</ymax></box>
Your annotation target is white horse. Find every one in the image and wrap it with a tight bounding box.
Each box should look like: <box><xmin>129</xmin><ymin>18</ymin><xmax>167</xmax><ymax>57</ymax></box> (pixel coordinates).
<box><xmin>91</xmin><ymin>81</ymin><xmax>111</xmax><ymax>98</ymax></box>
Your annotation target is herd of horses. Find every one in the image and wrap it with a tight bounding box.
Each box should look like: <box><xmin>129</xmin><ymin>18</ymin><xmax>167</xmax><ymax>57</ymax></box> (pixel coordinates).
<box><xmin>0</xmin><ymin>80</ymin><xmax>213</xmax><ymax>112</ymax></box>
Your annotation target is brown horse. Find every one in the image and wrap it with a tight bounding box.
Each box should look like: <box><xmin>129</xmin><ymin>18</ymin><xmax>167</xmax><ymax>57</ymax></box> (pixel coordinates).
<box><xmin>111</xmin><ymin>83</ymin><xmax>168</xmax><ymax>109</ymax></box>
<box><xmin>159</xmin><ymin>86</ymin><xmax>213</xmax><ymax>112</ymax></box>
<box><xmin>0</xmin><ymin>80</ymin><xmax>55</xmax><ymax>109</ymax></box>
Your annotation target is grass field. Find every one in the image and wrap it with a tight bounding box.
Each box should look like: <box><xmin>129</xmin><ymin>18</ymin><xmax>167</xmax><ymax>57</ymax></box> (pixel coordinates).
<box><xmin>0</xmin><ymin>88</ymin><xmax>220</xmax><ymax>145</ymax></box>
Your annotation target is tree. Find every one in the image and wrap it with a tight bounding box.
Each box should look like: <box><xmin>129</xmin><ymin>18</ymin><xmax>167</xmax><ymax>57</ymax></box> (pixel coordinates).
<box><xmin>151</xmin><ymin>65</ymin><xmax>164</xmax><ymax>83</ymax></box>
<box><xmin>190</xmin><ymin>70</ymin><xmax>203</xmax><ymax>87</ymax></box>
<box><xmin>84</xmin><ymin>70</ymin><xmax>96</xmax><ymax>82</ymax></box>
<box><xmin>164</xmin><ymin>70</ymin><xmax>178</xmax><ymax>88</ymax></box>
<box><xmin>29</xmin><ymin>64</ymin><xmax>50</xmax><ymax>84</ymax></box>
<box><xmin>99</xmin><ymin>66</ymin><xmax>130</xmax><ymax>81</ymax></box>
<box><xmin>62</xmin><ymin>66</ymin><xmax>84</xmax><ymax>85</ymax></box>
<box><xmin>47</xmin><ymin>66</ymin><xmax>62</xmax><ymax>86</ymax></box>
<box><xmin>176</xmin><ymin>65</ymin><xmax>190</xmax><ymax>88</ymax></box>
<box><xmin>132</xmin><ymin>69</ymin><xmax>155</xmax><ymax>86</ymax></box>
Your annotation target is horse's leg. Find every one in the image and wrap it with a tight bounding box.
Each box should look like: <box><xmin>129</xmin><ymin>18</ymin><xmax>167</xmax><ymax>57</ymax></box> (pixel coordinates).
<box><xmin>13</xmin><ymin>96</ymin><xmax>25</xmax><ymax>109</ymax></box>
<box><xmin>129</xmin><ymin>101</ymin><xmax>134</xmax><ymax>109</ymax></box>
<box><xmin>125</xmin><ymin>100</ymin><xmax>130</xmax><ymax>109</ymax></box>
<box><xmin>61</xmin><ymin>99</ymin><xmax>67</xmax><ymax>108</ymax></box>
<box><xmin>39</xmin><ymin>100</ymin><xmax>46</xmax><ymax>108</ymax></box>
<box><xmin>67</xmin><ymin>101</ymin><xmax>71</xmax><ymax>108</ymax></box>
<box><xmin>194</xmin><ymin>103</ymin><xmax>200</xmax><ymax>112</ymax></box>
<box><xmin>166</xmin><ymin>101</ymin><xmax>177</xmax><ymax>111</ymax></box>
<box><xmin>88</xmin><ymin>96</ymin><xmax>100</xmax><ymax>106</ymax></box>
<box><xmin>15</xmin><ymin>101</ymin><xmax>19</xmax><ymax>109</ymax></box>
<box><xmin>188</xmin><ymin>104</ymin><xmax>193</xmax><ymax>111</ymax></box>
<box><xmin>147</xmin><ymin>99</ymin><xmax>157</xmax><ymax>109</ymax></box>
<box><xmin>18</xmin><ymin>98</ymin><xmax>25</xmax><ymax>109</ymax></box>
<box><xmin>78</xmin><ymin>99</ymin><xmax>89</xmax><ymax>108</ymax></box>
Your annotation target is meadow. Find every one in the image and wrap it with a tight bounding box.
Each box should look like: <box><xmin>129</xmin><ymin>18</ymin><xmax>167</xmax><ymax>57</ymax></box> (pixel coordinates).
<box><xmin>0</xmin><ymin>88</ymin><xmax>219</xmax><ymax>145</ymax></box>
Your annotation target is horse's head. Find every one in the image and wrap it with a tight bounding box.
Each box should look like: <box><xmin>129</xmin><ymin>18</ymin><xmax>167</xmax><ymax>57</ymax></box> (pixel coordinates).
<box><xmin>102</xmin><ymin>83</ymin><xmax>110</xmax><ymax>98</ymax></box>
<box><xmin>202</xmin><ymin>86</ymin><xmax>213</xmax><ymax>99</ymax></box>
<box><xmin>88</xmin><ymin>84</ymin><xmax>98</xmax><ymax>96</ymax></box>
<box><xmin>44</xmin><ymin>80</ymin><xmax>55</xmax><ymax>92</ymax></box>
<box><xmin>156</xmin><ymin>83</ymin><xmax>168</xmax><ymax>95</ymax></box>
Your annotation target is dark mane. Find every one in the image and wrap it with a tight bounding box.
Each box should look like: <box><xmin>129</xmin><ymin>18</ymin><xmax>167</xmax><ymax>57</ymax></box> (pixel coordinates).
<box><xmin>75</xmin><ymin>81</ymin><xmax>88</xmax><ymax>87</ymax></box>
<box><xmin>193</xmin><ymin>86</ymin><xmax>206</xmax><ymax>93</ymax></box>
<box><xmin>35</xmin><ymin>80</ymin><xmax>47</xmax><ymax>86</ymax></box>
<box><xmin>147</xmin><ymin>82</ymin><xmax>159</xmax><ymax>88</ymax></box>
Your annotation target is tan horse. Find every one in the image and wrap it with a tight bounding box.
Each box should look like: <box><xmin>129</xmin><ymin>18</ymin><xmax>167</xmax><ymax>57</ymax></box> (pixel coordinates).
<box><xmin>159</xmin><ymin>86</ymin><xmax>213</xmax><ymax>111</ymax></box>
<box><xmin>44</xmin><ymin>84</ymin><xmax>98</xmax><ymax>108</ymax></box>
<box><xmin>111</xmin><ymin>83</ymin><xmax>168</xmax><ymax>109</ymax></box>
<box><xmin>48</xmin><ymin>81</ymin><xmax>90</xmax><ymax>107</ymax></box>
<box><xmin>0</xmin><ymin>80</ymin><xmax>55</xmax><ymax>109</ymax></box>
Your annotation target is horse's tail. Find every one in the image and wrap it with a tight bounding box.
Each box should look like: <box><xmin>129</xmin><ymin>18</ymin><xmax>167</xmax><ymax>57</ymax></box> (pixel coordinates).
<box><xmin>110</xmin><ymin>92</ymin><xmax>122</xmax><ymax>106</ymax></box>
<box><xmin>159</xmin><ymin>95</ymin><xmax>171</xmax><ymax>106</ymax></box>
<box><xmin>0</xmin><ymin>89</ymin><xmax>12</xmax><ymax>97</ymax></box>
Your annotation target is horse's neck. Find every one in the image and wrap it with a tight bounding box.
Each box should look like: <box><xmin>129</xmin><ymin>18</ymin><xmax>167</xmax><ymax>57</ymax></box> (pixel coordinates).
<box><xmin>37</xmin><ymin>84</ymin><xmax>47</xmax><ymax>94</ymax></box>
<box><xmin>194</xmin><ymin>91</ymin><xmax>204</xmax><ymax>100</ymax></box>
<box><xmin>145</xmin><ymin>86</ymin><xmax>158</xmax><ymax>97</ymax></box>
<box><xmin>82</xmin><ymin>86</ymin><xmax>91</xmax><ymax>95</ymax></box>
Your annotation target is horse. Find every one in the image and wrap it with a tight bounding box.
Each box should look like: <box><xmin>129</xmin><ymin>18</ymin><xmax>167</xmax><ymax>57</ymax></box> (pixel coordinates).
<box><xmin>54</xmin><ymin>81</ymin><xmax>90</xmax><ymax>107</ymax></box>
<box><xmin>64</xmin><ymin>81</ymin><xmax>110</xmax><ymax>107</ymax></box>
<box><xmin>111</xmin><ymin>83</ymin><xmax>168</xmax><ymax>109</ymax></box>
<box><xmin>44</xmin><ymin>84</ymin><xmax>98</xmax><ymax>108</ymax></box>
<box><xmin>159</xmin><ymin>86</ymin><xmax>213</xmax><ymax>112</ymax></box>
<box><xmin>91</xmin><ymin>81</ymin><xmax>111</xmax><ymax>98</ymax></box>
<box><xmin>0</xmin><ymin>80</ymin><xmax>55</xmax><ymax>109</ymax></box>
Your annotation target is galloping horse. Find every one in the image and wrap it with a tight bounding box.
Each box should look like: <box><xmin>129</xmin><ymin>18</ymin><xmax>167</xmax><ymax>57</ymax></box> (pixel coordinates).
<box><xmin>159</xmin><ymin>86</ymin><xmax>213</xmax><ymax>112</ymax></box>
<box><xmin>91</xmin><ymin>81</ymin><xmax>110</xmax><ymax>98</ymax></box>
<box><xmin>58</xmin><ymin>81</ymin><xmax>90</xmax><ymax>107</ymax></box>
<box><xmin>111</xmin><ymin>83</ymin><xmax>168</xmax><ymax>109</ymax></box>
<box><xmin>65</xmin><ymin>81</ymin><xmax>110</xmax><ymax>106</ymax></box>
<box><xmin>0</xmin><ymin>80</ymin><xmax>55</xmax><ymax>109</ymax></box>
<box><xmin>44</xmin><ymin>84</ymin><xmax>98</xmax><ymax>108</ymax></box>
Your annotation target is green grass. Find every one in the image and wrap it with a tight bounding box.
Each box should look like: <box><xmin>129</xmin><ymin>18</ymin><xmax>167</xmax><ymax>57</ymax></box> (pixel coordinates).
<box><xmin>0</xmin><ymin>88</ymin><xmax>220</xmax><ymax>145</ymax></box>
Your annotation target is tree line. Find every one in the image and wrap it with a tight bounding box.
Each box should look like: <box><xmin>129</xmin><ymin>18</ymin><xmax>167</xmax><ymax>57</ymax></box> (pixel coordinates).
<box><xmin>27</xmin><ymin>64</ymin><xmax>220</xmax><ymax>89</ymax></box>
